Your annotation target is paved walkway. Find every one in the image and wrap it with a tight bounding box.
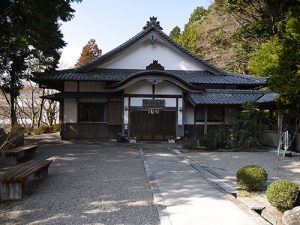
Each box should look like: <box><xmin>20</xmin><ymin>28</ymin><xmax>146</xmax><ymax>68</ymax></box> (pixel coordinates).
<box><xmin>141</xmin><ymin>143</ymin><xmax>270</xmax><ymax>225</ymax></box>
<box><xmin>1</xmin><ymin>136</ymin><xmax>159</xmax><ymax>225</ymax></box>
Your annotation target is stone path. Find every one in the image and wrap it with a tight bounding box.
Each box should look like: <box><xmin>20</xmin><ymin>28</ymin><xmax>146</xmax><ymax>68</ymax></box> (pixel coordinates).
<box><xmin>141</xmin><ymin>143</ymin><xmax>270</xmax><ymax>225</ymax></box>
<box><xmin>1</xmin><ymin>138</ymin><xmax>159</xmax><ymax>225</ymax></box>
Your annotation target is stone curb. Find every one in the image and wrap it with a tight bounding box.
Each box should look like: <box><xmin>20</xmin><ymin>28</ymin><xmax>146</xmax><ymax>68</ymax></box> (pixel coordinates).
<box><xmin>170</xmin><ymin>148</ymin><xmax>271</xmax><ymax>225</ymax></box>
<box><xmin>139</xmin><ymin>148</ymin><xmax>172</xmax><ymax>225</ymax></box>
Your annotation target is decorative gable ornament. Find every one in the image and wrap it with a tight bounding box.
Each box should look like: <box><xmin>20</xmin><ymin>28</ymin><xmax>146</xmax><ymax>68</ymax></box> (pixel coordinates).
<box><xmin>143</xmin><ymin>16</ymin><xmax>163</xmax><ymax>30</ymax></box>
<box><xmin>146</xmin><ymin>60</ymin><xmax>165</xmax><ymax>70</ymax></box>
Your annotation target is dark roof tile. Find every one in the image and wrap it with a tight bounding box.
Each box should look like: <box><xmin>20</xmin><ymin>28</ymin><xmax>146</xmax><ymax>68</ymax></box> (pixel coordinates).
<box><xmin>189</xmin><ymin>89</ymin><xmax>276</xmax><ymax>105</ymax></box>
<box><xmin>34</xmin><ymin>69</ymin><xmax>266</xmax><ymax>85</ymax></box>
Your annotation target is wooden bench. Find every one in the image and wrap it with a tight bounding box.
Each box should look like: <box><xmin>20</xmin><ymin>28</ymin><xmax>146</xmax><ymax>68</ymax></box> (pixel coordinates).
<box><xmin>0</xmin><ymin>159</ymin><xmax>53</xmax><ymax>200</ymax></box>
<box><xmin>1</xmin><ymin>144</ymin><xmax>38</xmax><ymax>166</ymax></box>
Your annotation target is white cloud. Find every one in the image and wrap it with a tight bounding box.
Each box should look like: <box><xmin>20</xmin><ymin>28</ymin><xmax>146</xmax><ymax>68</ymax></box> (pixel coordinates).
<box><xmin>59</xmin><ymin>46</ymin><xmax>82</xmax><ymax>69</ymax></box>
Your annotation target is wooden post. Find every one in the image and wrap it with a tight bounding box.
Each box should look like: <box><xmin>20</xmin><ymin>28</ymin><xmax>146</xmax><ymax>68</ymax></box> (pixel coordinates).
<box><xmin>204</xmin><ymin>108</ymin><xmax>208</xmax><ymax>135</ymax></box>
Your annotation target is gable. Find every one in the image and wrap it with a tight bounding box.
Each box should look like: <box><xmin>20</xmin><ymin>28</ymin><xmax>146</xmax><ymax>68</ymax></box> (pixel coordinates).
<box><xmin>98</xmin><ymin>31</ymin><xmax>206</xmax><ymax>71</ymax></box>
<box><xmin>124</xmin><ymin>80</ymin><xmax>182</xmax><ymax>95</ymax></box>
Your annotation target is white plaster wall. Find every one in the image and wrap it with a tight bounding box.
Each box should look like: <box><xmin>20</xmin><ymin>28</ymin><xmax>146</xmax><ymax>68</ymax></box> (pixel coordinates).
<box><xmin>100</xmin><ymin>32</ymin><xmax>205</xmax><ymax>71</ymax></box>
<box><xmin>185</xmin><ymin>107</ymin><xmax>194</xmax><ymax>125</ymax></box>
<box><xmin>79</xmin><ymin>82</ymin><xmax>105</xmax><ymax>92</ymax></box>
<box><xmin>125</xmin><ymin>80</ymin><xmax>182</xmax><ymax>95</ymax></box>
<box><xmin>177</xmin><ymin>98</ymin><xmax>183</xmax><ymax>125</ymax></box>
<box><xmin>64</xmin><ymin>99</ymin><xmax>77</xmax><ymax>123</ymax></box>
<box><xmin>130</xmin><ymin>97</ymin><xmax>176</xmax><ymax>107</ymax></box>
<box><xmin>64</xmin><ymin>81</ymin><xmax>78</xmax><ymax>92</ymax></box>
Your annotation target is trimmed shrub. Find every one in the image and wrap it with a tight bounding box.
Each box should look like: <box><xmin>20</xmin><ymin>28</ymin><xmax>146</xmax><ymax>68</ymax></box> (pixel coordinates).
<box><xmin>182</xmin><ymin>138</ymin><xmax>198</xmax><ymax>150</ymax></box>
<box><xmin>34</xmin><ymin>125</ymin><xmax>53</xmax><ymax>135</ymax></box>
<box><xmin>267</xmin><ymin>179</ymin><xmax>299</xmax><ymax>211</ymax></box>
<box><xmin>200</xmin><ymin>132</ymin><xmax>217</xmax><ymax>150</ymax></box>
<box><xmin>236</xmin><ymin>165</ymin><xmax>268</xmax><ymax>191</ymax></box>
<box><xmin>25</xmin><ymin>127</ymin><xmax>33</xmax><ymax>135</ymax></box>
<box><xmin>52</xmin><ymin>124</ymin><xmax>61</xmax><ymax>131</ymax></box>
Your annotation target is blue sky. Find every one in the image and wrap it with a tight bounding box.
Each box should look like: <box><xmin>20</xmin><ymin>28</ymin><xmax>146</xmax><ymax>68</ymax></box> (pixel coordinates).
<box><xmin>59</xmin><ymin>0</ymin><xmax>213</xmax><ymax>68</ymax></box>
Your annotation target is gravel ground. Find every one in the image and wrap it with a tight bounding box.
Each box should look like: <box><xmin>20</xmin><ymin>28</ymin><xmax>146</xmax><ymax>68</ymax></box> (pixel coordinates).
<box><xmin>0</xmin><ymin>134</ymin><xmax>159</xmax><ymax>225</ymax></box>
<box><xmin>183</xmin><ymin>150</ymin><xmax>300</xmax><ymax>186</ymax></box>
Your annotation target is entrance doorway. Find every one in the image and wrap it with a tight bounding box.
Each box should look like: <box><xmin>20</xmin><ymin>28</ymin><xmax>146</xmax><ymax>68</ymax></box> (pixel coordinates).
<box><xmin>130</xmin><ymin>110</ymin><xmax>176</xmax><ymax>140</ymax></box>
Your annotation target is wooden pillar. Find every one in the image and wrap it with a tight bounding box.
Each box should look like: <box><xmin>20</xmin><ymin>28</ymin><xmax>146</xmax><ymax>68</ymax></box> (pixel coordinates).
<box><xmin>204</xmin><ymin>108</ymin><xmax>208</xmax><ymax>135</ymax></box>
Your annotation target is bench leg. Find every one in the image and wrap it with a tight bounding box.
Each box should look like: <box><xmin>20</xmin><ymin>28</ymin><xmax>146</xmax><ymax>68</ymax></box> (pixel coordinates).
<box><xmin>0</xmin><ymin>183</ymin><xmax>23</xmax><ymax>201</ymax></box>
<box><xmin>32</xmin><ymin>167</ymin><xmax>49</xmax><ymax>180</ymax></box>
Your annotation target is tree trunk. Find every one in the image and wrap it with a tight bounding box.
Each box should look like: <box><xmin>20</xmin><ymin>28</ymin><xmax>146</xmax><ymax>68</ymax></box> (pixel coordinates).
<box><xmin>37</xmin><ymin>89</ymin><xmax>45</xmax><ymax>127</ymax></box>
<box><xmin>9</xmin><ymin>93</ymin><xmax>17</xmax><ymax>128</ymax></box>
<box><xmin>9</xmin><ymin>74</ymin><xmax>18</xmax><ymax>128</ymax></box>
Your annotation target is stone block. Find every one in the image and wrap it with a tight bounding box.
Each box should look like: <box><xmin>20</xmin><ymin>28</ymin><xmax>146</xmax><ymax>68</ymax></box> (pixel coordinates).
<box><xmin>282</xmin><ymin>207</ymin><xmax>300</xmax><ymax>225</ymax></box>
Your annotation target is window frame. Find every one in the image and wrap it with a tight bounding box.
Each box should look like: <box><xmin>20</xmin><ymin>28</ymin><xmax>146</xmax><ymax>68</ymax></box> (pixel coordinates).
<box><xmin>78</xmin><ymin>102</ymin><xmax>106</xmax><ymax>123</ymax></box>
<box><xmin>207</xmin><ymin>107</ymin><xmax>224</xmax><ymax>122</ymax></box>
<box><xmin>195</xmin><ymin>107</ymin><xmax>205</xmax><ymax>122</ymax></box>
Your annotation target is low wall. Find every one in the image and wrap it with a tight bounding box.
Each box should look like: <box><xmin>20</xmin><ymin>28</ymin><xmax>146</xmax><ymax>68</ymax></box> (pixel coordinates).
<box><xmin>259</xmin><ymin>130</ymin><xmax>279</xmax><ymax>147</ymax></box>
<box><xmin>61</xmin><ymin>123</ymin><xmax>121</xmax><ymax>140</ymax></box>
<box><xmin>259</xmin><ymin>130</ymin><xmax>300</xmax><ymax>152</ymax></box>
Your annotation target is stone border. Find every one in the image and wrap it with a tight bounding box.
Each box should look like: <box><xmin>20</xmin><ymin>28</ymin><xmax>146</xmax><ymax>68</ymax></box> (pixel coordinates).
<box><xmin>172</xmin><ymin>149</ymin><xmax>237</xmax><ymax>196</ymax></box>
<box><xmin>170</xmin><ymin>148</ymin><xmax>271</xmax><ymax>225</ymax></box>
<box><xmin>139</xmin><ymin>148</ymin><xmax>172</xmax><ymax>225</ymax></box>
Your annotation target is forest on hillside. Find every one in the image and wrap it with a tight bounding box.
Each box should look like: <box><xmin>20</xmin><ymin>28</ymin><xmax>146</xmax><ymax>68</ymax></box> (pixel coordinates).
<box><xmin>170</xmin><ymin>0</ymin><xmax>299</xmax><ymax>119</ymax></box>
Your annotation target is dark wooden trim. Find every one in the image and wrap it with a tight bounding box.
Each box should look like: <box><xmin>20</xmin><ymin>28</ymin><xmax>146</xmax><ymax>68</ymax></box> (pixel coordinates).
<box><xmin>77</xmin><ymin>99</ymin><xmax>79</xmax><ymax>130</ymax></box>
<box><xmin>176</xmin><ymin>97</ymin><xmax>178</xmax><ymax>129</ymax></box>
<box><xmin>78</xmin><ymin>102</ymin><xmax>106</xmax><ymax>123</ymax></box>
<box><xmin>128</xmin><ymin>97</ymin><xmax>131</xmax><ymax>137</ymax></box>
<box><xmin>123</xmin><ymin>94</ymin><xmax>182</xmax><ymax>98</ymax></box>
<box><xmin>129</xmin><ymin>107</ymin><xmax>177</xmax><ymax>111</ymax></box>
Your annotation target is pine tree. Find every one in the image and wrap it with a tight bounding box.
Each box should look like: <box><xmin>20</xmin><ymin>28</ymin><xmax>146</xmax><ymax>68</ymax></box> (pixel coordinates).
<box><xmin>75</xmin><ymin>39</ymin><xmax>102</xmax><ymax>67</ymax></box>
<box><xmin>176</xmin><ymin>7</ymin><xmax>207</xmax><ymax>56</ymax></box>
<box><xmin>0</xmin><ymin>0</ymin><xmax>81</xmax><ymax>127</ymax></box>
<box><xmin>169</xmin><ymin>26</ymin><xmax>181</xmax><ymax>41</ymax></box>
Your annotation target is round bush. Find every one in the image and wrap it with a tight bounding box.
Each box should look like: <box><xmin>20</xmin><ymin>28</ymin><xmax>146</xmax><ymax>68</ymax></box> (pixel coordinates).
<box><xmin>236</xmin><ymin>165</ymin><xmax>268</xmax><ymax>191</ymax></box>
<box><xmin>266</xmin><ymin>179</ymin><xmax>299</xmax><ymax>211</ymax></box>
<box><xmin>182</xmin><ymin>138</ymin><xmax>198</xmax><ymax>150</ymax></box>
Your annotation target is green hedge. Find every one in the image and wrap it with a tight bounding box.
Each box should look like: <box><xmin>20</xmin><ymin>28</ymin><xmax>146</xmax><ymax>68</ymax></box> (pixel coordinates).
<box><xmin>182</xmin><ymin>138</ymin><xmax>198</xmax><ymax>150</ymax></box>
<box><xmin>266</xmin><ymin>179</ymin><xmax>299</xmax><ymax>211</ymax></box>
<box><xmin>236</xmin><ymin>165</ymin><xmax>268</xmax><ymax>191</ymax></box>
<box><xmin>34</xmin><ymin>125</ymin><xmax>53</xmax><ymax>135</ymax></box>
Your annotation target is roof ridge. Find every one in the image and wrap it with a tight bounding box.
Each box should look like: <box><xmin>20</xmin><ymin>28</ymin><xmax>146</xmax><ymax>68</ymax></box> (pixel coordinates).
<box><xmin>74</xmin><ymin>17</ymin><xmax>232</xmax><ymax>75</ymax></box>
<box><xmin>226</xmin><ymin>72</ymin><xmax>268</xmax><ymax>81</ymax></box>
<box><xmin>76</xmin><ymin>26</ymin><xmax>153</xmax><ymax>71</ymax></box>
<box><xmin>205</xmin><ymin>89</ymin><xmax>271</xmax><ymax>94</ymax></box>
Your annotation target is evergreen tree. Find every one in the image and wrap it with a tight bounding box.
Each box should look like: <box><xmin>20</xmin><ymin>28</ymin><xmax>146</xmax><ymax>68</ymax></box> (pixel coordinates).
<box><xmin>75</xmin><ymin>39</ymin><xmax>102</xmax><ymax>67</ymax></box>
<box><xmin>177</xmin><ymin>6</ymin><xmax>207</xmax><ymax>56</ymax></box>
<box><xmin>169</xmin><ymin>26</ymin><xmax>181</xmax><ymax>41</ymax></box>
<box><xmin>0</xmin><ymin>0</ymin><xmax>81</xmax><ymax>127</ymax></box>
<box><xmin>249</xmin><ymin>10</ymin><xmax>300</xmax><ymax>119</ymax></box>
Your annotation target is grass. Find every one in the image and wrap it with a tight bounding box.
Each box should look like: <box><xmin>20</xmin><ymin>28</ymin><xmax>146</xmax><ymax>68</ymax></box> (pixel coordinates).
<box><xmin>238</xmin><ymin>190</ymin><xmax>257</xmax><ymax>198</ymax></box>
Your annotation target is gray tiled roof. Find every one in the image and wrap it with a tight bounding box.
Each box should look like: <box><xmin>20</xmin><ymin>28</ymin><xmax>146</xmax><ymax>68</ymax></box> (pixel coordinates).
<box><xmin>76</xmin><ymin>24</ymin><xmax>226</xmax><ymax>74</ymax></box>
<box><xmin>256</xmin><ymin>92</ymin><xmax>279</xmax><ymax>103</ymax></box>
<box><xmin>33</xmin><ymin>69</ymin><xmax>266</xmax><ymax>85</ymax></box>
<box><xmin>189</xmin><ymin>89</ymin><xmax>276</xmax><ymax>105</ymax></box>
<box><xmin>32</xmin><ymin>18</ymin><xmax>268</xmax><ymax>87</ymax></box>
